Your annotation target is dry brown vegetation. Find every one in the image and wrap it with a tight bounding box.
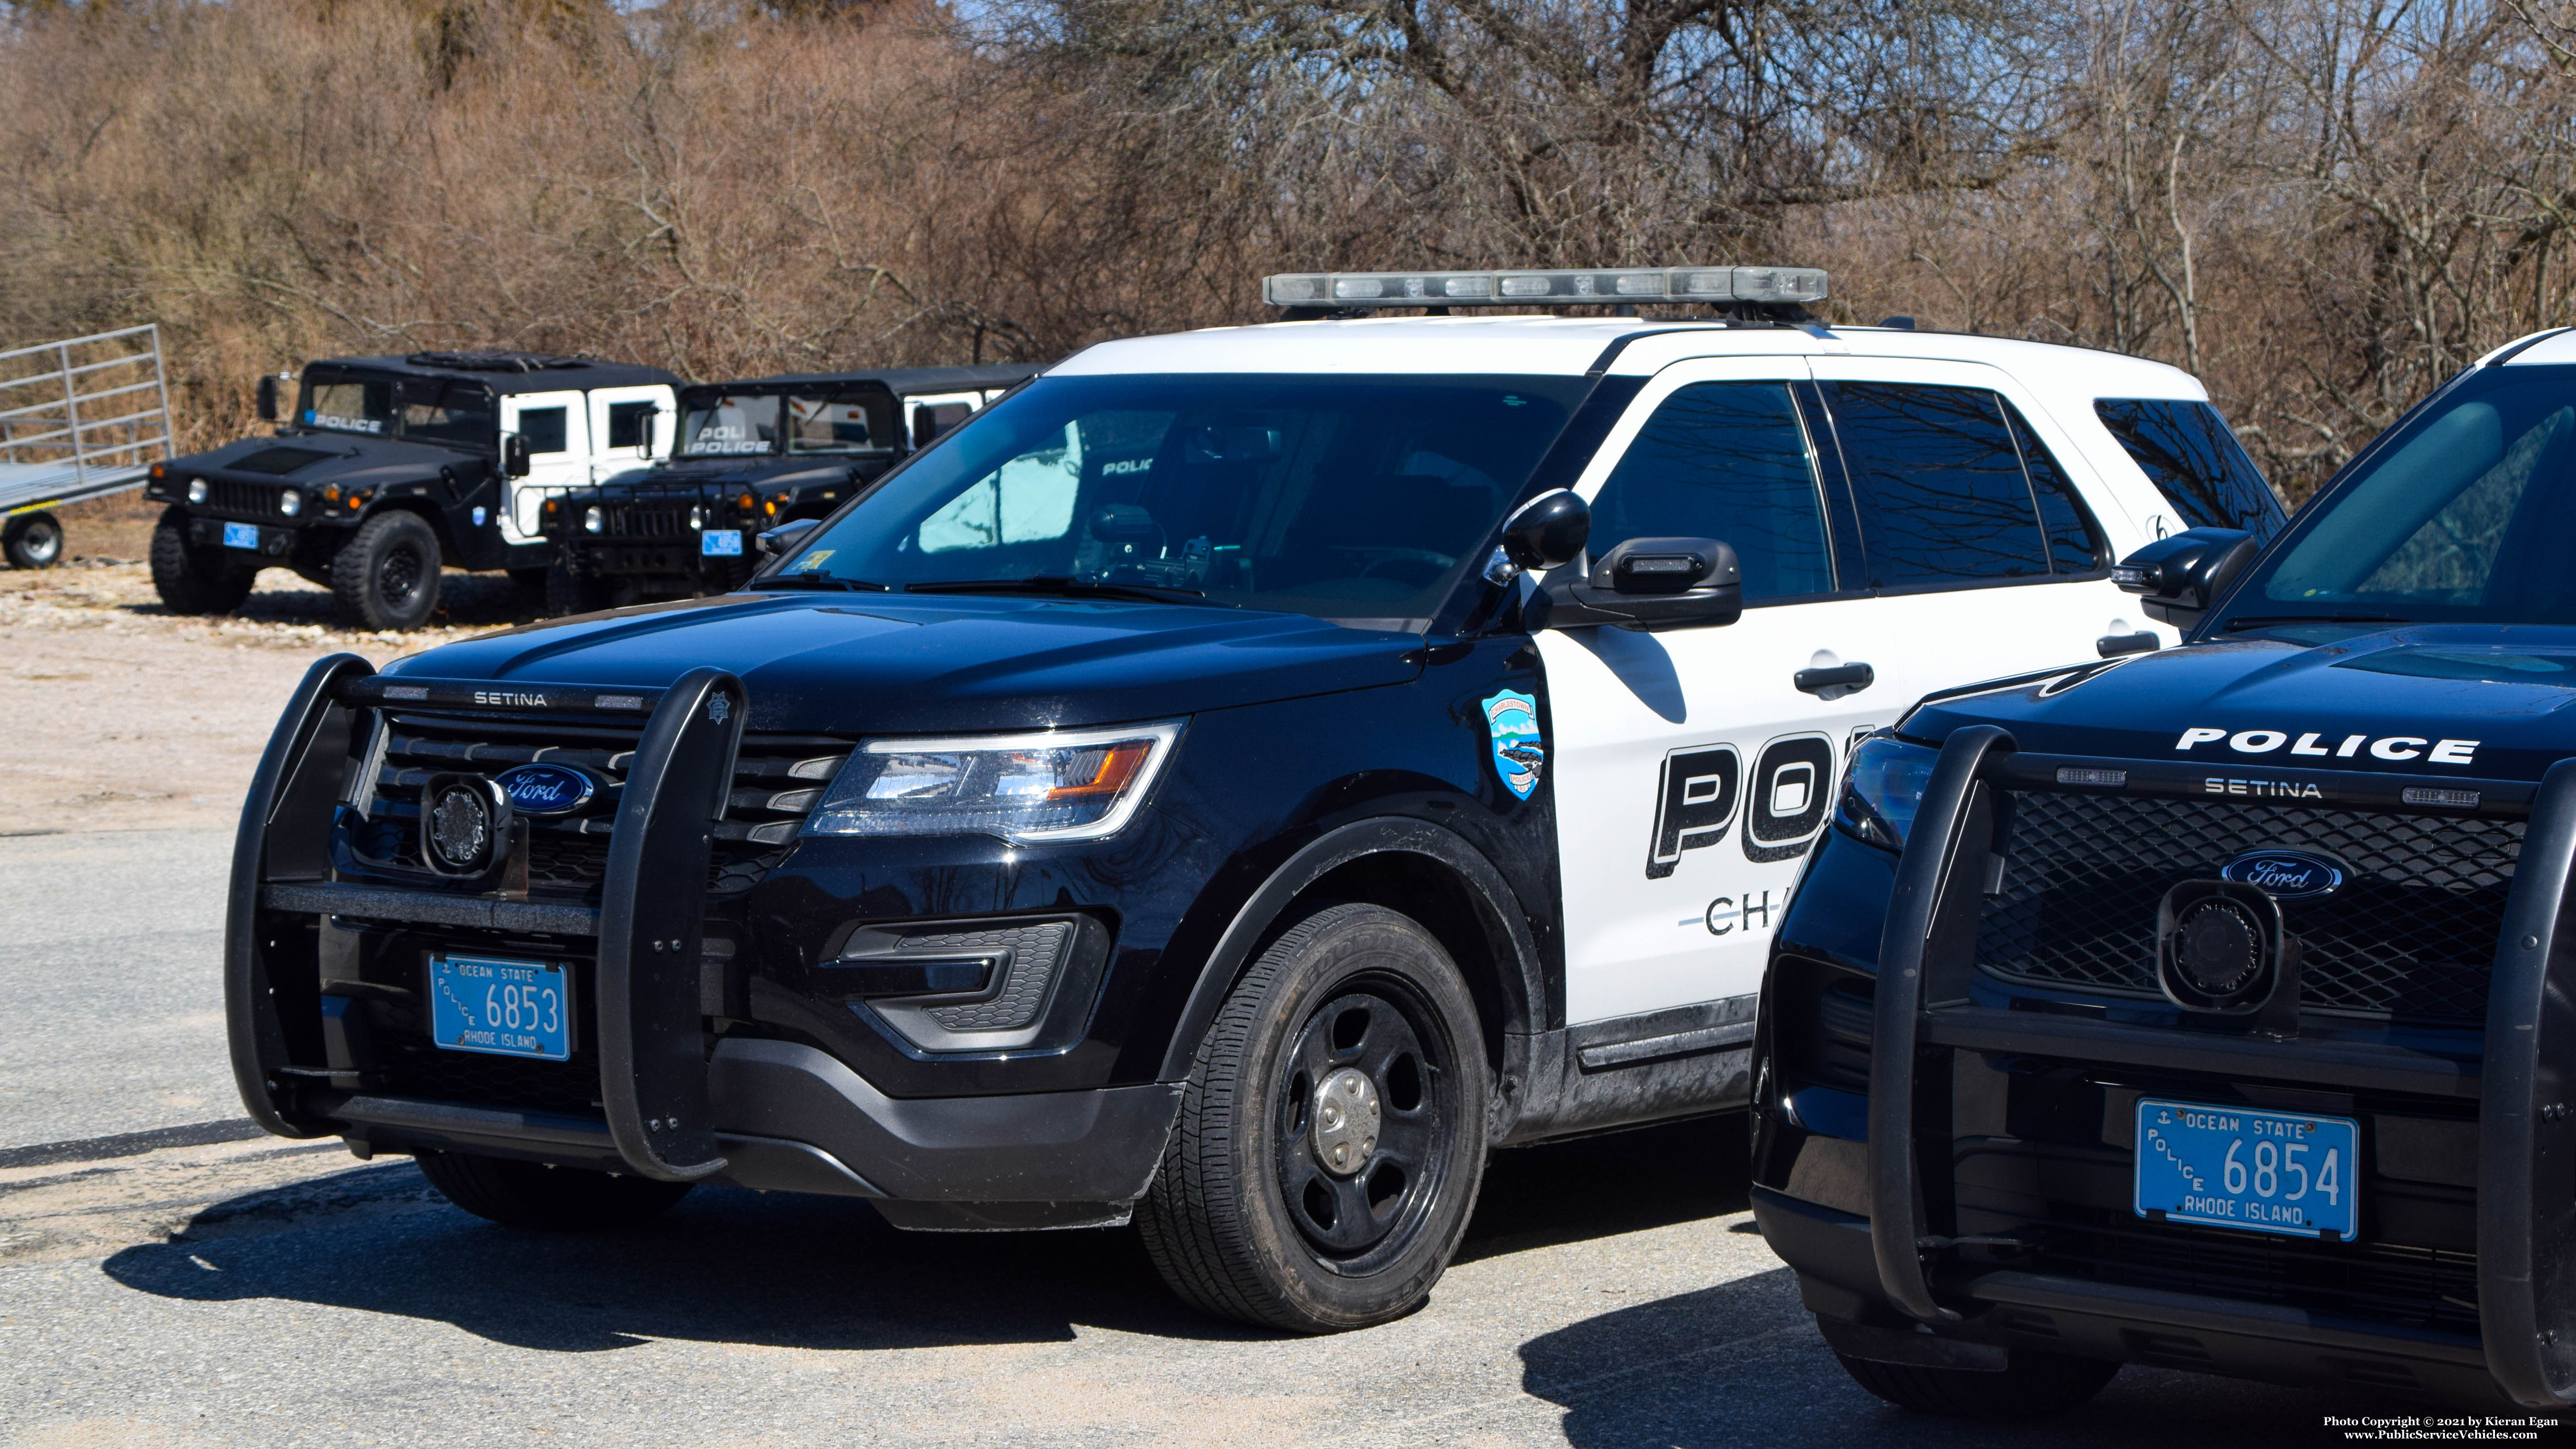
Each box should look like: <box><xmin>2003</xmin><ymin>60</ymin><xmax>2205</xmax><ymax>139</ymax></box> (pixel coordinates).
<box><xmin>5</xmin><ymin>0</ymin><xmax>2576</xmax><ymax>499</ymax></box>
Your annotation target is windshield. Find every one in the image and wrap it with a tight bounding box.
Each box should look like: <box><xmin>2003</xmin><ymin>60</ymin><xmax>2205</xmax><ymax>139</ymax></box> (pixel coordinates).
<box><xmin>298</xmin><ymin>369</ymin><xmax>494</xmax><ymax>450</ymax></box>
<box><xmin>678</xmin><ymin>393</ymin><xmax>782</xmax><ymax>456</ymax></box>
<box><xmin>787</xmin><ymin>389</ymin><xmax>900</xmax><ymax>454</ymax></box>
<box><xmin>2231</xmin><ymin>365</ymin><xmax>2576</xmax><ymax>628</ymax></box>
<box><xmin>764</xmin><ymin>373</ymin><xmax>1586</xmax><ymax>625</ymax></box>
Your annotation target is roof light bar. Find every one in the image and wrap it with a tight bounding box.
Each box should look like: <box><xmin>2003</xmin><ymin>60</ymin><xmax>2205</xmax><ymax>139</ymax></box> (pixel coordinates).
<box><xmin>1262</xmin><ymin>266</ymin><xmax>1828</xmax><ymax>309</ymax></box>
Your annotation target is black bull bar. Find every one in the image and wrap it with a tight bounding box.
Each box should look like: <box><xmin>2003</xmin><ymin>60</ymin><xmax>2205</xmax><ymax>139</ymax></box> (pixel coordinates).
<box><xmin>1867</xmin><ymin>725</ymin><xmax>2576</xmax><ymax>1408</ymax></box>
<box><xmin>226</xmin><ymin>654</ymin><xmax>746</xmax><ymax>1184</ymax></box>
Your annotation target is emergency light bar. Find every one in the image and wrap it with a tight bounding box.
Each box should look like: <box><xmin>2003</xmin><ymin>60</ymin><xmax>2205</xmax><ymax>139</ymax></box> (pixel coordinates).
<box><xmin>1262</xmin><ymin>266</ymin><xmax>1828</xmax><ymax>309</ymax></box>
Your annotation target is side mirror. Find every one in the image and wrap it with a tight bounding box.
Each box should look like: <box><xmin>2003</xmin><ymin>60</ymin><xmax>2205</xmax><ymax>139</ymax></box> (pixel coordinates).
<box><xmin>503</xmin><ymin>433</ymin><xmax>531</xmax><ymax>479</ymax></box>
<box><xmin>1499</xmin><ymin>490</ymin><xmax>1590</xmax><ymax>572</ymax></box>
<box><xmin>256</xmin><ymin>375</ymin><xmax>281</xmax><ymax>423</ymax></box>
<box><xmin>756</xmin><ymin>517</ymin><xmax>822</xmax><ymax>558</ymax></box>
<box><xmin>2113</xmin><ymin>526</ymin><xmax>2257</xmax><ymax>628</ymax></box>
<box><xmin>1528</xmin><ymin>537</ymin><xmax>1744</xmax><ymax>631</ymax></box>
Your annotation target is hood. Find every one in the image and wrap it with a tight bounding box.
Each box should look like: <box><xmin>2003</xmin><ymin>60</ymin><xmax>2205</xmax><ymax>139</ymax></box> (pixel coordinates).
<box><xmin>174</xmin><ymin>432</ymin><xmax>482</xmax><ymax>488</ymax></box>
<box><xmin>381</xmin><ymin>591</ymin><xmax>1423</xmax><ymax>734</ymax></box>
<box><xmin>590</xmin><ymin>457</ymin><xmax>871</xmax><ymax>494</ymax></box>
<box><xmin>1905</xmin><ymin>625</ymin><xmax>2576</xmax><ymax>785</ymax></box>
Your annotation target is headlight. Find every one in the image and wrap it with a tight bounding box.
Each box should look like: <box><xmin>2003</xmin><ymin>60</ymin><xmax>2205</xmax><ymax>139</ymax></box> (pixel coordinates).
<box><xmin>1834</xmin><ymin>734</ymin><xmax>1939</xmax><ymax>850</ymax></box>
<box><xmin>688</xmin><ymin>505</ymin><xmax>704</xmax><ymax>530</ymax></box>
<box><xmin>278</xmin><ymin>490</ymin><xmax>302</xmax><ymax>516</ymax></box>
<box><xmin>185</xmin><ymin>478</ymin><xmax>207</xmax><ymax>504</ymax></box>
<box><xmin>806</xmin><ymin>721</ymin><xmax>1184</xmax><ymax>843</ymax></box>
<box><xmin>583</xmin><ymin>506</ymin><xmax>603</xmax><ymax>534</ymax></box>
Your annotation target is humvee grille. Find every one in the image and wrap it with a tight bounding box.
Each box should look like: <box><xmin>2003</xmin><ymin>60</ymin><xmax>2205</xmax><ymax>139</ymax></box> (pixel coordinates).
<box><xmin>348</xmin><ymin>710</ymin><xmax>838</xmax><ymax>902</ymax></box>
<box><xmin>202</xmin><ymin>478</ymin><xmax>285</xmax><ymax>518</ymax></box>
<box><xmin>1976</xmin><ymin>792</ymin><xmax>2520</xmax><ymax>1022</ymax></box>
<box><xmin>601</xmin><ymin>501</ymin><xmax>697</xmax><ymax>538</ymax></box>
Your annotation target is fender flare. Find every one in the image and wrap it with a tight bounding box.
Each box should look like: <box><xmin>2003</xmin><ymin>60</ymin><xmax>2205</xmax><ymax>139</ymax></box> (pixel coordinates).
<box><xmin>1154</xmin><ymin>816</ymin><xmax>1548</xmax><ymax>1082</ymax></box>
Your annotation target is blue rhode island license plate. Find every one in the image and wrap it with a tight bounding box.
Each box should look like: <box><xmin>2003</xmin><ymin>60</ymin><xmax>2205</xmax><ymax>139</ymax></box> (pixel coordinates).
<box><xmin>2135</xmin><ymin>1098</ymin><xmax>2357</xmax><ymax>1239</ymax></box>
<box><xmin>429</xmin><ymin>954</ymin><xmax>571</xmax><ymax>1061</ymax></box>
<box><xmin>221</xmin><ymin>521</ymin><xmax>260</xmax><ymax>550</ymax></box>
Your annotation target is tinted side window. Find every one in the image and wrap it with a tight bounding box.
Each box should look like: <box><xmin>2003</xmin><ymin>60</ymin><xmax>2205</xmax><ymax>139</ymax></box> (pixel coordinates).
<box><xmin>1828</xmin><ymin>382</ymin><xmax>2048</xmax><ymax>586</ymax></box>
<box><xmin>2003</xmin><ymin>402</ymin><xmax>2106</xmax><ymax>572</ymax></box>
<box><xmin>519</xmin><ymin>406</ymin><xmax>569</xmax><ymax>456</ymax></box>
<box><xmin>1588</xmin><ymin>382</ymin><xmax>1833</xmax><ymax>603</ymax></box>
<box><xmin>606</xmin><ymin>400</ymin><xmax>656</xmax><ymax>450</ymax></box>
<box><xmin>2095</xmin><ymin>398</ymin><xmax>2284</xmax><ymax>540</ymax></box>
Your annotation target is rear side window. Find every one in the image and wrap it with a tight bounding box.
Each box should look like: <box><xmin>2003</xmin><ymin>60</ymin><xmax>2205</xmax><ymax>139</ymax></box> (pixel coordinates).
<box><xmin>1589</xmin><ymin>382</ymin><xmax>1834</xmax><ymax>603</ymax></box>
<box><xmin>2094</xmin><ymin>398</ymin><xmax>2283</xmax><ymax>540</ymax></box>
<box><xmin>1827</xmin><ymin>382</ymin><xmax>2099</xmax><ymax>588</ymax></box>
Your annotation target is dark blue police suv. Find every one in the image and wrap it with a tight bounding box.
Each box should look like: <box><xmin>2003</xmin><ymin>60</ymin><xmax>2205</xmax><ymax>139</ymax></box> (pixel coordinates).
<box><xmin>1753</xmin><ymin>328</ymin><xmax>2576</xmax><ymax>1414</ymax></box>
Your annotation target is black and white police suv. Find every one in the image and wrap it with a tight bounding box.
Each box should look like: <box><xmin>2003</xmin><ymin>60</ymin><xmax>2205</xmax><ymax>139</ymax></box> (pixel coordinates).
<box><xmin>1752</xmin><ymin>327</ymin><xmax>2576</xmax><ymax>1414</ymax></box>
<box><xmin>537</xmin><ymin>365</ymin><xmax>1039</xmax><ymax>614</ymax></box>
<box><xmin>224</xmin><ymin>266</ymin><xmax>2273</xmax><ymax>1333</ymax></box>
<box><xmin>146</xmin><ymin>352</ymin><xmax>679</xmax><ymax>630</ymax></box>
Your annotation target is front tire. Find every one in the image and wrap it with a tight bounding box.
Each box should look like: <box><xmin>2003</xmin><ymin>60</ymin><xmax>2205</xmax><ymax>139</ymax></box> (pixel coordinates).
<box><xmin>330</xmin><ymin>510</ymin><xmax>442</xmax><ymax>630</ymax></box>
<box><xmin>415</xmin><ymin>1150</ymin><xmax>693</xmax><ymax>1231</ymax></box>
<box><xmin>3</xmin><ymin>510</ymin><xmax>64</xmax><ymax>569</ymax></box>
<box><xmin>148</xmin><ymin>506</ymin><xmax>254</xmax><ymax>614</ymax></box>
<box><xmin>1834</xmin><ymin>1346</ymin><xmax>2119</xmax><ymax>1420</ymax></box>
<box><xmin>1137</xmin><ymin>901</ymin><xmax>1490</xmax><ymax>1333</ymax></box>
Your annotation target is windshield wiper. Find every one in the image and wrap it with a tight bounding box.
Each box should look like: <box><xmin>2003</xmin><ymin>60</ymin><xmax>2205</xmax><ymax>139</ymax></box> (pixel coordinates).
<box><xmin>2222</xmin><ymin>613</ymin><xmax>2414</xmax><ymax>630</ymax></box>
<box><xmin>905</xmin><ymin>576</ymin><xmax>1236</xmax><ymax>607</ymax></box>
<box><xmin>747</xmin><ymin>574</ymin><xmax>890</xmax><ymax>592</ymax></box>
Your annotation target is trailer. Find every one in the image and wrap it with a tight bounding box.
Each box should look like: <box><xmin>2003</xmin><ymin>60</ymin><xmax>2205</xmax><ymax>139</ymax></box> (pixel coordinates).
<box><xmin>0</xmin><ymin>325</ymin><xmax>174</xmax><ymax>569</ymax></box>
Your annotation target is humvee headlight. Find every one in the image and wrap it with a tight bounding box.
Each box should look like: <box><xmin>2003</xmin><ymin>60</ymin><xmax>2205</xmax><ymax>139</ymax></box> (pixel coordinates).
<box><xmin>278</xmin><ymin>490</ymin><xmax>302</xmax><ymax>516</ymax></box>
<box><xmin>583</xmin><ymin>506</ymin><xmax>603</xmax><ymax>534</ymax></box>
<box><xmin>1834</xmin><ymin>734</ymin><xmax>1940</xmax><ymax>851</ymax></box>
<box><xmin>807</xmin><ymin>721</ymin><xmax>1184</xmax><ymax>843</ymax></box>
<box><xmin>185</xmin><ymin>478</ymin><xmax>208</xmax><ymax>504</ymax></box>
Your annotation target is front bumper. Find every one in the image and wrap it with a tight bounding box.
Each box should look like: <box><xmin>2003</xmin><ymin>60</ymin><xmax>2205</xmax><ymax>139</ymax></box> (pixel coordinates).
<box><xmin>1753</xmin><ymin>727</ymin><xmax>2576</xmax><ymax>1407</ymax></box>
<box><xmin>227</xmin><ymin>657</ymin><xmax>1177</xmax><ymax>1226</ymax></box>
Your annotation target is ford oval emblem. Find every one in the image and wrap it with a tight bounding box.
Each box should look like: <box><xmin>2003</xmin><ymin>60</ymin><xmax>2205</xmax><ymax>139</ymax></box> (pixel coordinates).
<box><xmin>2220</xmin><ymin>849</ymin><xmax>2348</xmax><ymax>899</ymax></box>
<box><xmin>493</xmin><ymin>763</ymin><xmax>599</xmax><ymax>818</ymax></box>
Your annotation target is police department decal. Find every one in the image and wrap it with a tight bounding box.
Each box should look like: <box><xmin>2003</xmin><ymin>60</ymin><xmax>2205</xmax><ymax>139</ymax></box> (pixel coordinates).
<box><xmin>1483</xmin><ymin>689</ymin><xmax>1544</xmax><ymax>800</ymax></box>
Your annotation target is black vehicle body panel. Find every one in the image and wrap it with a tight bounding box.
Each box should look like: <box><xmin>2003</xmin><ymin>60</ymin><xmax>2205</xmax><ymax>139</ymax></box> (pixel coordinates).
<box><xmin>147</xmin><ymin>354</ymin><xmax>681</xmax><ymax>575</ymax></box>
<box><xmin>1754</xmin><ymin>625</ymin><xmax>2576</xmax><ymax>1406</ymax></box>
<box><xmin>545</xmin><ymin>366</ymin><xmax>1044</xmax><ymax>597</ymax></box>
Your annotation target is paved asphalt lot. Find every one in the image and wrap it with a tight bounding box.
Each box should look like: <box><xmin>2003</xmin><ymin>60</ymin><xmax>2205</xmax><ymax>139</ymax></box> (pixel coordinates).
<box><xmin>0</xmin><ymin>828</ymin><xmax>2423</xmax><ymax>1446</ymax></box>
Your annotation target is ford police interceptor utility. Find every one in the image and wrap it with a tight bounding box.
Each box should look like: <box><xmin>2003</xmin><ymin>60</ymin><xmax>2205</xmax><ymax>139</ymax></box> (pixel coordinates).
<box><xmin>147</xmin><ymin>352</ymin><xmax>679</xmax><ymax>630</ymax></box>
<box><xmin>223</xmin><ymin>266</ymin><xmax>2273</xmax><ymax>1332</ymax></box>
<box><xmin>1752</xmin><ymin>326</ymin><xmax>2576</xmax><ymax>1414</ymax></box>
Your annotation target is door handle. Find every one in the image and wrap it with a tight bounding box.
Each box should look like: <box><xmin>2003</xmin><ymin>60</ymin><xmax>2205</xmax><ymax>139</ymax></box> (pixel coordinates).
<box><xmin>1795</xmin><ymin>662</ymin><xmax>1874</xmax><ymax>695</ymax></box>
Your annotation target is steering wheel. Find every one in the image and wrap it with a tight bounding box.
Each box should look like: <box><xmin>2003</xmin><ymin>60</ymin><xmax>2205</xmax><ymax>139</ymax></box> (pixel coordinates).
<box><xmin>1354</xmin><ymin>548</ymin><xmax>1460</xmax><ymax>589</ymax></box>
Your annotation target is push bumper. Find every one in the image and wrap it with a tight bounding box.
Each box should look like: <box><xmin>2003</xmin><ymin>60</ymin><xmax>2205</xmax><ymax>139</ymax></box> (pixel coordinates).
<box><xmin>226</xmin><ymin>656</ymin><xmax>1175</xmax><ymax>1227</ymax></box>
<box><xmin>1786</xmin><ymin>726</ymin><xmax>2576</xmax><ymax>1407</ymax></box>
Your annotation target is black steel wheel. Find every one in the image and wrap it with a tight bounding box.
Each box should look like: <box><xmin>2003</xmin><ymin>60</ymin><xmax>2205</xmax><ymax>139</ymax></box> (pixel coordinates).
<box><xmin>416</xmin><ymin>1150</ymin><xmax>693</xmax><ymax>1231</ymax></box>
<box><xmin>1137</xmin><ymin>901</ymin><xmax>1490</xmax><ymax>1333</ymax></box>
<box><xmin>3</xmin><ymin>510</ymin><xmax>64</xmax><ymax>569</ymax></box>
<box><xmin>330</xmin><ymin>510</ymin><xmax>442</xmax><ymax>630</ymax></box>
<box><xmin>147</xmin><ymin>505</ymin><xmax>254</xmax><ymax>613</ymax></box>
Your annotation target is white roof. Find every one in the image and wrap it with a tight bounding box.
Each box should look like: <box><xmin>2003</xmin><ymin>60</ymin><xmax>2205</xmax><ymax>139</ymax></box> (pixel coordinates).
<box><xmin>1050</xmin><ymin>315</ymin><xmax>2208</xmax><ymax>401</ymax></box>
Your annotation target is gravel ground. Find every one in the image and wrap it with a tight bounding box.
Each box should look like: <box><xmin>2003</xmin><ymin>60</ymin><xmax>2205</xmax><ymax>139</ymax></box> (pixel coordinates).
<box><xmin>0</xmin><ymin>525</ymin><xmax>2511</xmax><ymax>1447</ymax></box>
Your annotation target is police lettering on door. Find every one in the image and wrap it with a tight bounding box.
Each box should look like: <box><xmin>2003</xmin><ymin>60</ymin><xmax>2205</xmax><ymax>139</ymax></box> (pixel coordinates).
<box><xmin>1649</xmin><ymin>732</ymin><xmax>1841</xmax><ymax>935</ymax></box>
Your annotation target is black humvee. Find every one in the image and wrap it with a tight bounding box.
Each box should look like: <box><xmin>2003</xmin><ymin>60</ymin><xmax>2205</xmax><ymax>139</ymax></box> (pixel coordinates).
<box><xmin>146</xmin><ymin>352</ymin><xmax>680</xmax><ymax>629</ymax></box>
<box><xmin>538</xmin><ymin>365</ymin><xmax>1039</xmax><ymax>613</ymax></box>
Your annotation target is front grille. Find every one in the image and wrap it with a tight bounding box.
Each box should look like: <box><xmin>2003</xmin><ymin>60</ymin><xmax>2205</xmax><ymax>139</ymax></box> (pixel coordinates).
<box><xmin>1980</xmin><ymin>793</ymin><xmax>2520</xmax><ymax>1021</ymax></box>
<box><xmin>2018</xmin><ymin>1220</ymin><xmax>2478</xmax><ymax>1339</ymax></box>
<box><xmin>204</xmin><ymin>478</ymin><xmax>285</xmax><ymax>517</ymax></box>
<box><xmin>350</xmin><ymin>711</ymin><xmax>840</xmax><ymax>901</ymax></box>
<box><xmin>604</xmin><ymin>502</ymin><xmax>695</xmax><ymax>538</ymax></box>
